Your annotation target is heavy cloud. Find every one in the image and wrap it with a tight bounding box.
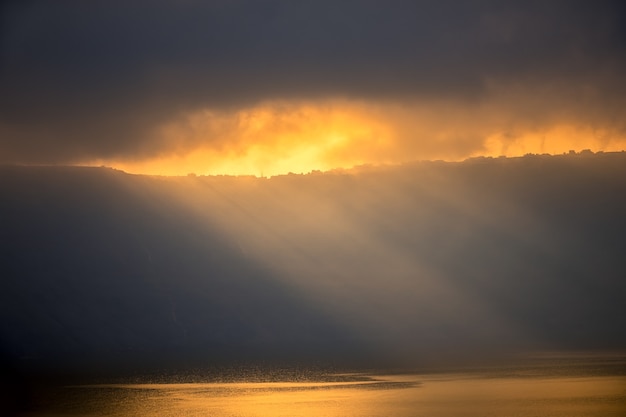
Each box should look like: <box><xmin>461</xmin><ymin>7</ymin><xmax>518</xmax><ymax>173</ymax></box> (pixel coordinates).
<box><xmin>1</xmin><ymin>1</ymin><xmax>625</xmax><ymax>166</ymax></box>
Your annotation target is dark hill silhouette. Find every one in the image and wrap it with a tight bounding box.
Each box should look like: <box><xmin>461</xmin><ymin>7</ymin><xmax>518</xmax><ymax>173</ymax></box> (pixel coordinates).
<box><xmin>1</xmin><ymin>152</ymin><xmax>625</xmax><ymax>378</ymax></box>
<box><xmin>0</xmin><ymin>167</ymin><xmax>361</xmax><ymax>376</ymax></box>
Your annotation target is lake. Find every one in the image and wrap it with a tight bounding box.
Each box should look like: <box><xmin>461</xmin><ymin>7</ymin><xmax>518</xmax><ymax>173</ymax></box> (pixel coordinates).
<box><xmin>23</xmin><ymin>354</ymin><xmax>626</xmax><ymax>416</ymax></box>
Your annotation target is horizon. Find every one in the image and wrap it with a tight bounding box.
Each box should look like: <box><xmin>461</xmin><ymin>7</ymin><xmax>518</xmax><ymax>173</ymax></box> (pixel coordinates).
<box><xmin>4</xmin><ymin>148</ymin><xmax>624</xmax><ymax>178</ymax></box>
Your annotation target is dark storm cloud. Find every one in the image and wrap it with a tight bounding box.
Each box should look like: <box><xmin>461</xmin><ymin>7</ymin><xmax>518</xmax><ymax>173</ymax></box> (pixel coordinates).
<box><xmin>1</xmin><ymin>0</ymin><xmax>625</xmax><ymax>162</ymax></box>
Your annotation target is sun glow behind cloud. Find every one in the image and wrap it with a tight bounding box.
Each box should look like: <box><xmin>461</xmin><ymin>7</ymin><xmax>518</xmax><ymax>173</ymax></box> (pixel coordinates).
<box><xmin>89</xmin><ymin>98</ymin><xmax>626</xmax><ymax>177</ymax></box>
<box><xmin>96</xmin><ymin>101</ymin><xmax>394</xmax><ymax>177</ymax></box>
<box><xmin>480</xmin><ymin>125</ymin><xmax>624</xmax><ymax>157</ymax></box>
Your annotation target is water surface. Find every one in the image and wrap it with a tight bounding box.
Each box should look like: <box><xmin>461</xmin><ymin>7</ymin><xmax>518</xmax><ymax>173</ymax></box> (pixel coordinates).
<box><xmin>25</xmin><ymin>356</ymin><xmax>626</xmax><ymax>417</ymax></box>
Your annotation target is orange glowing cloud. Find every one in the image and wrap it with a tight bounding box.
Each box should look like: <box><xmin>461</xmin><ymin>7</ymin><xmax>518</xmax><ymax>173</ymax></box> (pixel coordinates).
<box><xmin>93</xmin><ymin>100</ymin><xmax>395</xmax><ymax>177</ymax></box>
<box><xmin>88</xmin><ymin>94</ymin><xmax>626</xmax><ymax>177</ymax></box>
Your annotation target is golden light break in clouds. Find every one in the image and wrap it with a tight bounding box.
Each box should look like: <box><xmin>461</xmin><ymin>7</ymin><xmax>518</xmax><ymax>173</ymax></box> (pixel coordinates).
<box><xmin>89</xmin><ymin>96</ymin><xmax>626</xmax><ymax>177</ymax></box>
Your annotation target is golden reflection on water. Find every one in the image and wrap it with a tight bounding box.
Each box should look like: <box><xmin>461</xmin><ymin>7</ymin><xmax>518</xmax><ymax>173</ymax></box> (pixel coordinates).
<box><xmin>28</xmin><ymin>371</ymin><xmax>626</xmax><ymax>417</ymax></box>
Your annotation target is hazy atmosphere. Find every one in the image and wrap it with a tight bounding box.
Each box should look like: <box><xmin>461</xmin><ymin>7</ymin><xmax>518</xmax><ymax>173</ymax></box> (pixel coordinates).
<box><xmin>1</xmin><ymin>1</ymin><xmax>626</xmax><ymax>416</ymax></box>
<box><xmin>2</xmin><ymin>153</ymin><xmax>626</xmax><ymax>374</ymax></box>
<box><xmin>2</xmin><ymin>153</ymin><xmax>626</xmax><ymax>415</ymax></box>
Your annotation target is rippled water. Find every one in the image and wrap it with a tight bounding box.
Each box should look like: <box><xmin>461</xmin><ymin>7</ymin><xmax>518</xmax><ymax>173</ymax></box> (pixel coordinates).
<box><xmin>24</xmin><ymin>356</ymin><xmax>626</xmax><ymax>417</ymax></box>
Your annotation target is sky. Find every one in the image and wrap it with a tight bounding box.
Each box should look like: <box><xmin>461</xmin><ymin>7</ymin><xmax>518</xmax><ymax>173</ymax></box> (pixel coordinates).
<box><xmin>1</xmin><ymin>0</ymin><xmax>626</xmax><ymax>175</ymax></box>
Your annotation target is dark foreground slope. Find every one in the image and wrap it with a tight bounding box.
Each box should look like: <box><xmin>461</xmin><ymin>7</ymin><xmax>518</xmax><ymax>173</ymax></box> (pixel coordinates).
<box><xmin>0</xmin><ymin>167</ymin><xmax>360</xmax><ymax>376</ymax></box>
<box><xmin>1</xmin><ymin>152</ymin><xmax>625</xmax><ymax>379</ymax></box>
